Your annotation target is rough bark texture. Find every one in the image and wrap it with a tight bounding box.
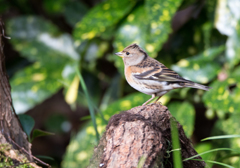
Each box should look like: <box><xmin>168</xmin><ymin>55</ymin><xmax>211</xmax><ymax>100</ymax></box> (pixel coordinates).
<box><xmin>89</xmin><ymin>104</ymin><xmax>205</xmax><ymax>168</ymax></box>
<box><xmin>0</xmin><ymin>18</ymin><xmax>37</xmax><ymax>167</ymax></box>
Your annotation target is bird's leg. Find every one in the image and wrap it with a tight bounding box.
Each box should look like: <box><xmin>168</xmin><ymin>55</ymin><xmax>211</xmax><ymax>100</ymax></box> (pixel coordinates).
<box><xmin>142</xmin><ymin>94</ymin><xmax>156</xmax><ymax>106</ymax></box>
<box><xmin>154</xmin><ymin>96</ymin><xmax>162</xmax><ymax>104</ymax></box>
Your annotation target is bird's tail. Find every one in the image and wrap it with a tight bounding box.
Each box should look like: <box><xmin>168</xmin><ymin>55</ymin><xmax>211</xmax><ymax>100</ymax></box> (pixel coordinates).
<box><xmin>186</xmin><ymin>82</ymin><xmax>211</xmax><ymax>91</ymax></box>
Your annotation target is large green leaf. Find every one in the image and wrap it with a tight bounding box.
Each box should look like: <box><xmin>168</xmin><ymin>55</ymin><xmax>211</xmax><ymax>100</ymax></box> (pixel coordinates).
<box><xmin>73</xmin><ymin>0</ymin><xmax>136</xmax><ymax>46</ymax></box>
<box><xmin>11</xmin><ymin>62</ymin><xmax>64</xmax><ymax>113</ymax></box>
<box><xmin>7</xmin><ymin>16</ymin><xmax>80</xmax><ymax>113</ymax></box>
<box><xmin>62</xmin><ymin>122</ymin><xmax>98</xmax><ymax>168</ymax></box>
<box><xmin>203</xmin><ymin>66</ymin><xmax>240</xmax><ymax>115</ymax></box>
<box><xmin>145</xmin><ymin>0</ymin><xmax>183</xmax><ymax>57</ymax></box>
<box><xmin>168</xmin><ymin>101</ymin><xmax>195</xmax><ymax>137</ymax></box>
<box><xmin>172</xmin><ymin>46</ymin><xmax>224</xmax><ymax>84</ymax></box>
<box><xmin>194</xmin><ymin>142</ymin><xmax>215</xmax><ymax>168</ymax></box>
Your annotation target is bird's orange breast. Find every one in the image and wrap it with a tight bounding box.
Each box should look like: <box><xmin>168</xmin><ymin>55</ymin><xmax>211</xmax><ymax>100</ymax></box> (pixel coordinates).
<box><xmin>125</xmin><ymin>66</ymin><xmax>135</xmax><ymax>84</ymax></box>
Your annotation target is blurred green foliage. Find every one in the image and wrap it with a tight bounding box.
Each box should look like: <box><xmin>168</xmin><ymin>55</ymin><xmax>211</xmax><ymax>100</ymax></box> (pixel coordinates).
<box><xmin>2</xmin><ymin>0</ymin><xmax>240</xmax><ymax>167</ymax></box>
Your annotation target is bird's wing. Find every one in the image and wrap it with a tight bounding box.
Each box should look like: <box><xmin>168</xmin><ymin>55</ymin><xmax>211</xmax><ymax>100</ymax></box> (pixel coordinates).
<box><xmin>133</xmin><ymin>63</ymin><xmax>211</xmax><ymax>91</ymax></box>
<box><xmin>133</xmin><ymin>64</ymin><xmax>190</xmax><ymax>83</ymax></box>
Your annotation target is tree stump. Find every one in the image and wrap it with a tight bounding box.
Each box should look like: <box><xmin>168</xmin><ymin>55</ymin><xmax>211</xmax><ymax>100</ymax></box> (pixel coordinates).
<box><xmin>89</xmin><ymin>104</ymin><xmax>205</xmax><ymax>168</ymax></box>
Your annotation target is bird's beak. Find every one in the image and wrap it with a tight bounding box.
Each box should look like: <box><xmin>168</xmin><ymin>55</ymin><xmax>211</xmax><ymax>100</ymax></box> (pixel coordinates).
<box><xmin>115</xmin><ymin>52</ymin><xmax>124</xmax><ymax>58</ymax></box>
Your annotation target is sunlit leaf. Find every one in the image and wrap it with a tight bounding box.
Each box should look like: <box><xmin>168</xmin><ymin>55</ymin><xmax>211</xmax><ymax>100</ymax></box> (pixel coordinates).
<box><xmin>61</xmin><ymin>122</ymin><xmax>99</xmax><ymax>168</ymax></box>
<box><xmin>172</xmin><ymin>46</ymin><xmax>224</xmax><ymax>84</ymax></box>
<box><xmin>11</xmin><ymin>62</ymin><xmax>64</xmax><ymax>113</ymax></box>
<box><xmin>145</xmin><ymin>0</ymin><xmax>183</xmax><ymax>57</ymax></box>
<box><xmin>73</xmin><ymin>0</ymin><xmax>136</xmax><ymax>46</ymax></box>
<box><xmin>214</xmin><ymin>114</ymin><xmax>240</xmax><ymax>149</ymax></box>
<box><xmin>168</xmin><ymin>101</ymin><xmax>195</xmax><ymax>137</ymax></box>
<box><xmin>194</xmin><ymin>143</ymin><xmax>214</xmax><ymax>166</ymax></box>
<box><xmin>65</xmin><ymin>75</ymin><xmax>79</xmax><ymax>105</ymax></box>
<box><xmin>203</xmin><ymin>66</ymin><xmax>240</xmax><ymax>115</ymax></box>
<box><xmin>7</xmin><ymin>16</ymin><xmax>80</xmax><ymax>113</ymax></box>
<box><xmin>203</xmin><ymin>81</ymin><xmax>233</xmax><ymax>114</ymax></box>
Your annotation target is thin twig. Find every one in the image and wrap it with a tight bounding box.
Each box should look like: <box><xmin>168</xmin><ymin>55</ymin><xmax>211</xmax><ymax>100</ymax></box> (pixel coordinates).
<box><xmin>7</xmin><ymin>135</ymin><xmax>51</xmax><ymax>168</ymax></box>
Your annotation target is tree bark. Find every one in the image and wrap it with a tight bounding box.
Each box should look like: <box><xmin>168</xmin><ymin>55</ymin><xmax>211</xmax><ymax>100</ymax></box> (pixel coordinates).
<box><xmin>89</xmin><ymin>104</ymin><xmax>205</xmax><ymax>168</ymax></box>
<box><xmin>0</xmin><ymin>18</ymin><xmax>40</xmax><ymax>167</ymax></box>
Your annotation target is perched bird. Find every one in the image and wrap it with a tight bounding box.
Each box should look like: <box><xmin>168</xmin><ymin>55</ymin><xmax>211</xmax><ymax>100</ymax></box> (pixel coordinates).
<box><xmin>115</xmin><ymin>43</ymin><xmax>210</xmax><ymax>105</ymax></box>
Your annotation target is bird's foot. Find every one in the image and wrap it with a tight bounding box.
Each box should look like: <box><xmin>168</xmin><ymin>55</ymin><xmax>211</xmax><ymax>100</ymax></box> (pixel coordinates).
<box><xmin>154</xmin><ymin>101</ymin><xmax>162</xmax><ymax>105</ymax></box>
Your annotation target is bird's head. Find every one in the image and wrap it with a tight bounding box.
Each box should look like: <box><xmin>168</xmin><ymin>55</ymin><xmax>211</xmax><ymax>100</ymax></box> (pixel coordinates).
<box><xmin>115</xmin><ymin>43</ymin><xmax>148</xmax><ymax>66</ymax></box>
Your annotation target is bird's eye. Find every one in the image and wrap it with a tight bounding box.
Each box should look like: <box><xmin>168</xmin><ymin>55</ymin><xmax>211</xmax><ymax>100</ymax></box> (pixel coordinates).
<box><xmin>126</xmin><ymin>52</ymin><xmax>130</xmax><ymax>55</ymax></box>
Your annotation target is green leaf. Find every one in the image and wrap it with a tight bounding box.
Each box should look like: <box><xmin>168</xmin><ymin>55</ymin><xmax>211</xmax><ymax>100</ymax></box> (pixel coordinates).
<box><xmin>210</xmin><ymin>113</ymin><xmax>240</xmax><ymax>167</ymax></box>
<box><xmin>188</xmin><ymin>159</ymin><xmax>234</xmax><ymax>168</ymax></box>
<box><xmin>73</xmin><ymin>0</ymin><xmax>136</xmax><ymax>46</ymax></box>
<box><xmin>31</xmin><ymin>129</ymin><xmax>54</xmax><ymax>142</ymax></box>
<box><xmin>76</xmin><ymin>67</ymin><xmax>99</xmax><ymax>141</ymax></box>
<box><xmin>145</xmin><ymin>0</ymin><xmax>183</xmax><ymax>57</ymax></box>
<box><xmin>7</xmin><ymin>16</ymin><xmax>80</xmax><ymax>113</ymax></box>
<box><xmin>214</xmin><ymin>113</ymin><xmax>240</xmax><ymax>149</ymax></box>
<box><xmin>202</xmin><ymin>135</ymin><xmax>240</xmax><ymax>141</ymax></box>
<box><xmin>170</xmin><ymin>118</ymin><xmax>183</xmax><ymax>168</ymax></box>
<box><xmin>203</xmin><ymin>66</ymin><xmax>240</xmax><ymax>115</ymax></box>
<box><xmin>11</xmin><ymin>62</ymin><xmax>64</xmax><ymax>113</ymax></box>
<box><xmin>172</xmin><ymin>46</ymin><xmax>224</xmax><ymax>84</ymax></box>
<box><xmin>194</xmin><ymin>143</ymin><xmax>214</xmax><ymax>163</ymax></box>
<box><xmin>168</xmin><ymin>101</ymin><xmax>195</xmax><ymax>137</ymax></box>
<box><xmin>18</xmin><ymin>114</ymin><xmax>35</xmax><ymax>138</ymax></box>
<box><xmin>43</xmin><ymin>0</ymin><xmax>68</xmax><ymax>14</ymax></box>
<box><xmin>184</xmin><ymin>148</ymin><xmax>235</xmax><ymax>161</ymax></box>
<box><xmin>62</xmin><ymin>122</ymin><xmax>98</xmax><ymax>168</ymax></box>
<box><xmin>63</xmin><ymin>1</ymin><xmax>88</xmax><ymax>27</ymax></box>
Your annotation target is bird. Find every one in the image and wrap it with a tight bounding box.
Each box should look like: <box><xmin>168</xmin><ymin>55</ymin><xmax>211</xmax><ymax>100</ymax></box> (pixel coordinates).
<box><xmin>115</xmin><ymin>43</ymin><xmax>210</xmax><ymax>105</ymax></box>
